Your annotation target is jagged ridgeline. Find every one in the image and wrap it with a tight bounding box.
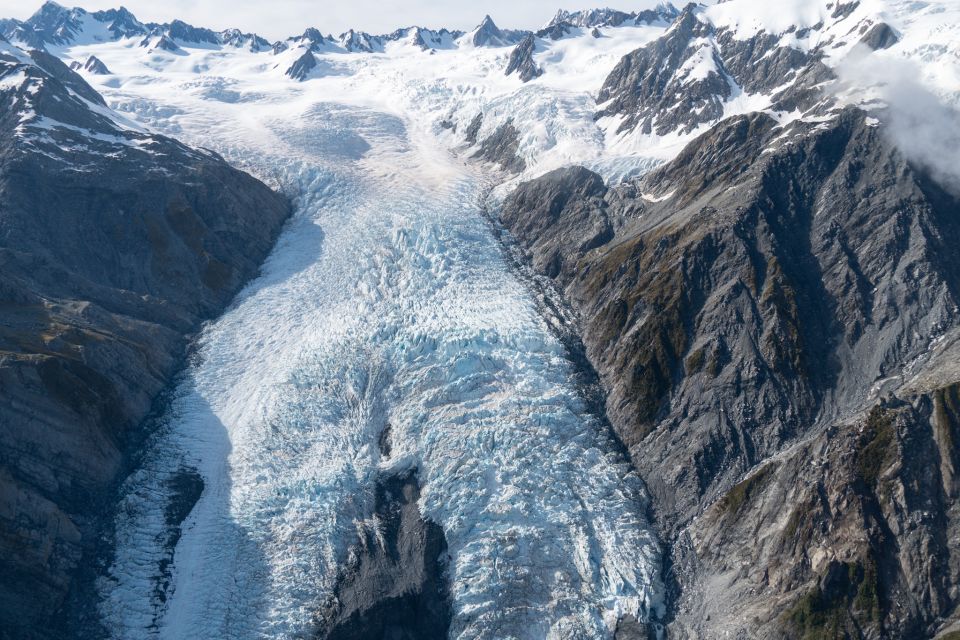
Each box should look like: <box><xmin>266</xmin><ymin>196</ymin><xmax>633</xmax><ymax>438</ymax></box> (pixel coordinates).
<box><xmin>1</xmin><ymin>0</ymin><xmax>960</xmax><ymax>639</ymax></box>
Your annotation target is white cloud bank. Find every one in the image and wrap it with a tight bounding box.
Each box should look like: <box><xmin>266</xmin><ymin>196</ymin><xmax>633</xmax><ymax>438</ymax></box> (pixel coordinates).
<box><xmin>838</xmin><ymin>45</ymin><xmax>960</xmax><ymax>196</ymax></box>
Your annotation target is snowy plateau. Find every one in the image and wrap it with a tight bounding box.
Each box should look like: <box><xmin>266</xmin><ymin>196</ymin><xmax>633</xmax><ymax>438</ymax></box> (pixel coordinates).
<box><xmin>1</xmin><ymin>0</ymin><xmax>960</xmax><ymax>638</ymax></box>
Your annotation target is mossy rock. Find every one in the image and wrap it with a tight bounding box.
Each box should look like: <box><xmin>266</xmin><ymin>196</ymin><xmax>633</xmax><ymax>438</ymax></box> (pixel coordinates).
<box><xmin>934</xmin><ymin>383</ymin><xmax>960</xmax><ymax>466</ymax></box>
<box><xmin>719</xmin><ymin>463</ymin><xmax>776</xmax><ymax>515</ymax></box>
<box><xmin>856</xmin><ymin>406</ymin><xmax>895</xmax><ymax>489</ymax></box>
<box><xmin>685</xmin><ymin>346</ymin><xmax>705</xmax><ymax>373</ymax></box>
<box><xmin>782</xmin><ymin>554</ymin><xmax>882</xmax><ymax>639</ymax></box>
<box><xmin>783</xmin><ymin>495</ymin><xmax>818</xmax><ymax>545</ymax></box>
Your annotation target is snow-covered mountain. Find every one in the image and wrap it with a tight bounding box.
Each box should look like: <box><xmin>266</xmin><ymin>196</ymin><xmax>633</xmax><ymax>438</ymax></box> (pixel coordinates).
<box><xmin>14</xmin><ymin>0</ymin><xmax>949</xmax><ymax>188</ymax></box>
<box><xmin>2</xmin><ymin>1</ymin><xmax>960</xmax><ymax>639</ymax></box>
<box><xmin>459</xmin><ymin>15</ymin><xmax>529</xmax><ymax>48</ymax></box>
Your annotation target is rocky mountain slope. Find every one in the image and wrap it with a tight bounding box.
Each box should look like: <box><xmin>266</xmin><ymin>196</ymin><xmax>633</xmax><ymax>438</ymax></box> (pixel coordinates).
<box><xmin>0</xmin><ymin>36</ymin><xmax>289</xmax><ymax>639</ymax></box>
<box><xmin>499</xmin><ymin>11</ymin><xmax>960</xmax><ymax>636</ymax></box>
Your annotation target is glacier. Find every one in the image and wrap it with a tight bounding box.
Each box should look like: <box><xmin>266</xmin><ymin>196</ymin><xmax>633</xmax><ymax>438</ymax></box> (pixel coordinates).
<box><xmin>90</xmin><ymin>68</ymin><xmax>664</xmax><ymax>639</ymax></box>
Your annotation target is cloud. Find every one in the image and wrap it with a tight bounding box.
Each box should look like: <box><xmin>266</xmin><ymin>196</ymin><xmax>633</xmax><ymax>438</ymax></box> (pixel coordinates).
<box><xmin>836</xmin><ymin>45</ymin><xmax>960</xmax><ymax>196</ymax></box>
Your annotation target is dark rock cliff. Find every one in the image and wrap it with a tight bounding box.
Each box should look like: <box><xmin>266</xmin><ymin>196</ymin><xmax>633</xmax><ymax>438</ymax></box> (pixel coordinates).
<box><xmin>286</xmin><ymin>48</ymin><xmax>318</xmax><ymax>81</ymax></box>
<box><xmin>499</xmin><ymin>106</ymin><xmax>960</xmax><ymax>637</ymax></box>
<box><xmin>472</xmin><ymin>119</ymin><xmax>526</xmax><ymax>173</ymax></box>
<box><xmin>315</xmin><ymin>470</ymin><xmax>452</xmax><ymax>640</ymax></box>
<box><xmin>0</xmin><ymin>41</ymin><xmax>290</xmax><ymax>638</ymax></box>
<box><xmin>505</xmin><ymin>34</ymin><xmax>542</xmax><ymax>83</ymax></box>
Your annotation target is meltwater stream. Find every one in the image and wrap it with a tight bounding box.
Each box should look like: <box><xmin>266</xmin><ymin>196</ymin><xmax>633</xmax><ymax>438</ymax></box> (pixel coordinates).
<box><xmin>97</xmin><ymin>99</ymin><xmax>662</xmax><ymax>639</ymax></box>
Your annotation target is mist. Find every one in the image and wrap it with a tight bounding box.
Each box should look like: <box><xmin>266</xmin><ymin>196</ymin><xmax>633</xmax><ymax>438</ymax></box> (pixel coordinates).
<box><xmin>837</xmin><ymin>45</ymin><xmax>960</xmax><ymax>196</ymax></box>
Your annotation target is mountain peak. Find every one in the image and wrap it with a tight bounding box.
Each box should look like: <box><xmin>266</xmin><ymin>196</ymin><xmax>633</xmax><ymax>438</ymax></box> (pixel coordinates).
<box><xmin>285</xmin><ymin>47</ymin><xmax>317</xmax><ymax>81</ymax></box>
<box><xmin>466</xmin><ymin>12</ymin><xmax>525</xmax><ymax>47</ymax></box>
<box><xmin>36</xmin><ymin>0</ymin><xmax>67</xmax><ymax>13</ymax></box>
<box><xmin>25</xmin><ymin>0</ymin><xmax>85</xmax><ymax>46</ymax></box>
<box><xmin>29</xmin><ymin>0</ymin><xmax>75</xmax><ymax>25</ymax></box>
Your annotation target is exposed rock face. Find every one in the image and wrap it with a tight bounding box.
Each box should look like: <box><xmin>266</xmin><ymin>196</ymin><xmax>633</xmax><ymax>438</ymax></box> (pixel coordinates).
<box><xmin>859</xmin><ymin>21</ymin><xmax>899</xmax><ymax>50</ymax></box>
<box><xmin>142</xmin><ymin>34</ymin><xmax>180</xmax><ymax>52</ymax></box>
<box><xmin>597</xmin><ymin>5</ymin><xmax>724</xmax><ymax>134</ymax></box>
<box><xmin>505</xmin><ymin>34</ymin><xmax>542</xmax><ymax>82</ymax></box>
<box><xmin>164</xmin><ymin>18</ymin><xmax>219</xmax><ymax>45</ymax></box>
<box><xmin>286</xmin><ymin>48</ymin><xmax>318</xmax><ymax>81</ymax></box>
<box><xmin>91</xmin><ymin>7</ymin><xmax>145</xmax><ymax>40</ymax></box>
<box><xmin>464</xmin><ymin>15</ymin><xmax>527</xmax><ymax>47</ymax></box>
<box><xmin>81</xmin><ymin>55</ymin><xmax>109</xmax><ymax>74</ymax></box>
<box><xmin>499</xmin><ymin>105</ymin><xmax>960</xmax><ymax>637</ymax></box>
<box><xmin>336</xmin><ymin>26</ymin><xmax>463</xmax><ymax>54</ymax></box>
<box><xmin>596</xmin><ymin>4</ymin><xmax>822</xmax><ymax>136</ymax></box>
<box><xmin>315</xmin><ymin>470</ymin><xmax>452</xmax><ymax>640</ymax></box>
<box><xmin>680</xmin><ymin>390</ymin><xmax>960</xmax><ymax>639</ymax></box>
<box><xmin>2</xmin><ymin>2</ymin><xmax>268</xmax><ymax>55</ymax></box>
<box><xmin>0</xmin><ymin>40</ymin><xmax>290</xmax><ymax>638</ymax></box>
<box><xmin>464</xmin><ymin>112</ymin><xmax>483</xmax><ymax>144</ymax></box>
<box><xmin>18</xmin><ymin>0</ymin><xmax>85</xmax><ymax>46</ymax></box>
<box><xmin>593</xmin><ymin>0</ymin><xmax>908</xmax><ymax>140</ymax></box>
<box><xmin>292</xmin><ymin>27</ymin><xmax>332</xmax><ymax>52</ymax></box>
<box><xmin>339</xmin><ymin>29</ymin><xmax>380</xmax><ymax>53</ymax></box>
<box><xmin>541</xmin><ymin>5</ymin><xmax>679</xmax><ymax>39</ymax></box>
<box><xmin>545</xmin><ymin>8</ymin><xmax>627</xmax><ymax>32</ymax></box>
<box><xmin>221</xmin><ymin>29</ymin><xmax>271</xmax><ymax>52</ymax></box>
<box><xmin>472</xmin><ymin>119</ymin><xmax>525</xmax><ymax>173</ymax></box>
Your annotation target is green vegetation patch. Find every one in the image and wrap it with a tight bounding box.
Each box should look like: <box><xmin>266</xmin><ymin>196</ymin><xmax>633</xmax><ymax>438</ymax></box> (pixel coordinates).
<box><xmin>719</xmin><ymin>463</ymin><xmax>776</xmax><ymax>515</ymax></box>
<box><xmin>783</xmin><ymin>554</ymin><xmax>882</xmax><ymax>639</ymax></box>
<box><xmin>934</xmin><ymin>383</ymin><xmax>960</xmax><ymax>459</ymax></box>
<box><xmin>856</xmin><ymin>406</ymin><xmax>895</xmax><ymax>489</ymax></box>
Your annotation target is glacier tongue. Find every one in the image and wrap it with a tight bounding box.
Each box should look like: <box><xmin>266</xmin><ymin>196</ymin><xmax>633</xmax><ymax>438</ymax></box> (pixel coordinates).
<box><xmin>97</xmin><ymin>94</ymin><xmax>662</xmax><ymax>639</ymax></box>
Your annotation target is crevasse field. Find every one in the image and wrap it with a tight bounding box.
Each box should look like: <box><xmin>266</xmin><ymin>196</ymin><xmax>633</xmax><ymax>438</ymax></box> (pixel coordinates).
<box><xmin>74</xmin><ymin>27</ymin><xmax>668</xmax><ymax>640</ymax></box>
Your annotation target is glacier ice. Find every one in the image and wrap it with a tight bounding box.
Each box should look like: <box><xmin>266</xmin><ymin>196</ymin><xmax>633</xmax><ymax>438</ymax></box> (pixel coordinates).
<box><xmin>96</xmin><ymin>97</ymin><xmax>663</xmax><ymax>639</ymax></box>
